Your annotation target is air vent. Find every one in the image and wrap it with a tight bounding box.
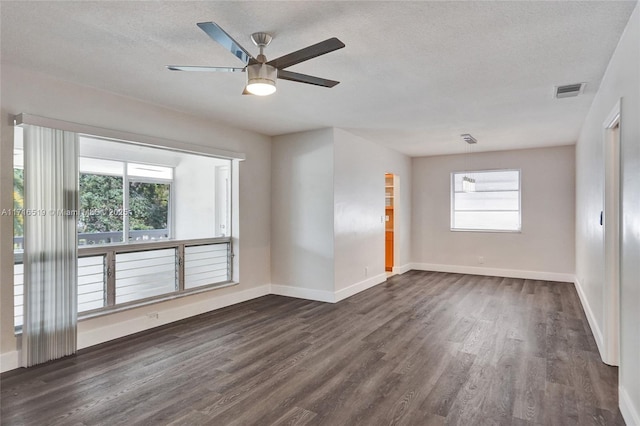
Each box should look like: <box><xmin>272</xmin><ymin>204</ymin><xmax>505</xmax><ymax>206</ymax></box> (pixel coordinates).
<box><xmin>555</xmin><ymin>83</ymin><xmax>586</xmax><ymax>98</ymax></box>
<box><xmin>460</xmin><ymin>134</ymin><xmax>477</xmax><ymax>144</ymax></box>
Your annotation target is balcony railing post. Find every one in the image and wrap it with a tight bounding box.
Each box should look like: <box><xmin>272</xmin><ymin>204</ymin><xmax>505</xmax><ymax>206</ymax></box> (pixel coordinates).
<box><xmin>177</xmin><ymin>244</ymin><xmax>185</xmax><ymax>291</ymax></box>
<box><xmin>105</xmin><ymin>251</ymin><xmax>116</xmax><ymax>306</ymax></box>
<box><xmin>227</xmin><ymin>242</ymin><xmax>233</xmax><ymax>282</ymax></box>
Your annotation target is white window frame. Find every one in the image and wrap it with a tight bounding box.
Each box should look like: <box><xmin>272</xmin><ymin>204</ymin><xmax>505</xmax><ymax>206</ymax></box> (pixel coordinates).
<box><xmin>124</xmin><ymin>169</ymin><xmax>174</xmax><ymax>243</ymax></box>
<box><xmin>78</xmin><ymin>159</ymin><xmax>175</xmax><ymax>245</ymax></box>
<box><xmin>450</xmin><ymin>168</ymin><xmax>522</xmax><ymax>233</ymax></box>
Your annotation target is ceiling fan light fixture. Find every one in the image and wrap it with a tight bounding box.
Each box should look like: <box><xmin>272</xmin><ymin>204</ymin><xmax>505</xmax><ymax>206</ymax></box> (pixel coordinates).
<box><xmin>246</xmin><ymin>63</ymin><xmax>277</xmax><ymax>96</ymax></box>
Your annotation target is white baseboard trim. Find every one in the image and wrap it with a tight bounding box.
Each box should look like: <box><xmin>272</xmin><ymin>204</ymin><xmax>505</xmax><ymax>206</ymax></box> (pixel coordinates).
<box><xmin>78</xmin><ymin>284</ymin><xmax>271</xmax><ymax>349</ymax></box>
<box><xmin>1</xmin><ymin>350</ymin><xmax>21</xmax><ymax>373</ymax></box>
<box><xmin>573</xmin><ymin>276</ymin><xmax>606</xmax><ymax>362</ymax></box>
<box><xmin>392</xmin><ymin>263</ymin><xmax>412</xmax><ymax>275</ymax></box>
<box><xmin>335</xmin><ymin>273</ymin><xmax>387</xmax><ymax>302</ymax></box>
<box><xmin>620</xmin><ymin>385</ymin><xmax>640</xmax><ymax>426</ymax></box>
<box><xmin>410</xmin><ymin>263</ymin><xmax>574</xmax><ymax>283</ymax></box>
<box><xmin>270</xmin><ymin>284</ymin><xmax>336</xmax><ymax>303</ymax></box>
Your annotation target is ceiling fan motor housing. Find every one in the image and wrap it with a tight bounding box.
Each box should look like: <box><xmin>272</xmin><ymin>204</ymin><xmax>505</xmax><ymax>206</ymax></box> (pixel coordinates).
<box><xmin>247</xmin><ymin>63</ymin><xmax>277</xmax><ymax>85</ymax></box>
<box><xmin>246</xmin><ymin>63</ymin><xmax>277</xmax><ymax>95</ymax></box>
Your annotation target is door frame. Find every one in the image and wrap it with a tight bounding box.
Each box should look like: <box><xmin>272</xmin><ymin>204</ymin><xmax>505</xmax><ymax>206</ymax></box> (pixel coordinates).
<box><xmin>602</xmin><ymin>99</ymin><xmax>621</xmax><ymax>366</ymax></box>
<box><xmin>384</xmin><ymin>173</ymin><xmax>398</xmax><ymax>273</ymax></box>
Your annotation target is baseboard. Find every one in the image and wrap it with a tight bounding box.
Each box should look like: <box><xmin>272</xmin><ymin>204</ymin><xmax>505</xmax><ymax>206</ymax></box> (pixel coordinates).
<box><xmin>270</xmin><ymin>284</ymin><xmax>336</xmax><ymax>303</ymax></box>
<box><xmin>573</xmin><ymin>276</ymin><xmax>606</xmax><ymax>362</ymax></box>
<box><xmin>392</xmin><ymin>263</ymin><xmax>412</xmax><ymax>275</ymax></box>
<box><xmin>0</xmin><ymin>350</ymin><xmax>21</xmax><ymax>373</ymax></box>
<box><xmin>335</xmin><ymin>273</ymin><xmax>387</xmax><ymax>302</ymax></box>
<box><xmin>620</xmin><ymin>385</ymin><xmax>640</xmax><ymax>426</ymax></box>
<box><xmin>77</xmin><ymin>284</ymin><xmax>271</xmax><ymax>349</ymax></box>
<box><xmin>410</xmin><ymin>263</ymin><xmax>574</xmax><ymax>283</ymax></box>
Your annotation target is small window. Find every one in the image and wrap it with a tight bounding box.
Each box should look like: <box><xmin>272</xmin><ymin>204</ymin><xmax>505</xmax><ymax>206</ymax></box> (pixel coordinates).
<box><xmin>451</xmin><ymin>169</ymin><xmax>521</xmax><ymax>232</ymax></box>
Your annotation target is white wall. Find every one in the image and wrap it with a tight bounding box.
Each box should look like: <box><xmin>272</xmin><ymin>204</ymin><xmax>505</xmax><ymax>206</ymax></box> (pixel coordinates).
<box><xmin>411</xmin><ymin>146</ymin><xmax>575</xmax><ymax>281</ymax></box>
<box><xmin>271</xmin><ymin>128</ymin><xmax>412</xmax><ymax>302</ymax></box>
<box><xmin>271</xmin><ymin>129</ymin><xmax>335</xmax><ymax>296</ymax></box>
<box><xmin>575</xmin><ymin>3</ymin><xmax>640</xmax><ymax>424</ymax></box>
<box><xmin>0</xmin><ymin>65</ymin><xmax>272</xmax><ymax>371</ymax></box>
<box><xmin>333</xmin><ymin>128</ymin><xmax>412</xmax><ymax>293</ymax></box>
<box><xmin>173</xmin><ymin>155</ymin><xmax>220</xmax><ymax>240</ymax></box>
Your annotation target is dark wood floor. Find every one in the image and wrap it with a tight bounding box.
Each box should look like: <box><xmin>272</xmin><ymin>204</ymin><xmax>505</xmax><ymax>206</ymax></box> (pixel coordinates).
<box><xmin>1</xmin><ymin>271</ymin><xmax>624</xmax><ymax>425</ymax></box>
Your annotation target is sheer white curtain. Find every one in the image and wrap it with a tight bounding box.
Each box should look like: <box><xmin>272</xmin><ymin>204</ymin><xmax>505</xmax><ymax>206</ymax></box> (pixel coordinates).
<box><xmin>22</xmin><ymin>125</ymin><xmax>78</xmax><ymax>367</ymax></box>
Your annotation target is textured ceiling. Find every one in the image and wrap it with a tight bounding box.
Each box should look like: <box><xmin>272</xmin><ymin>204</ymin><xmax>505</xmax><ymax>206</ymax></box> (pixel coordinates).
<box><xmin>1</xmin><ymin>1</ymin><xmax>636</xmax><ymax>156</ymax></box>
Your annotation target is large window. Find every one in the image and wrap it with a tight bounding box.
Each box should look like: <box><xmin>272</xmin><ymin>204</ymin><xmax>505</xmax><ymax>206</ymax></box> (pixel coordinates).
<box><xmin>451</xmin><ymin>169</ymin><xmax>521</xmax><ymax>232</ymax></box>
<box><xmin>13</xmin><ymin>131</ymin><xmax>234</xmax><ymax>329</ymax></box>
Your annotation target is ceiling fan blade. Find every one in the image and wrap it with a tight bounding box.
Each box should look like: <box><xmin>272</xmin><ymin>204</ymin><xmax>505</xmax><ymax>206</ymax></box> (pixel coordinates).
<box><xmin>166</xmin><ymin>65</ymin><xmax>245</xmax><ymax>72</ymax></box>
<box><xmin>267</xmin><ymin>37</ymin><xmax>345</xmax><ymax>69</ymax></box>
<box><xmin>196</xmin><ymin>21</ymin><xmax>254</xmax><ymax>64</ymax></box>
<box><xmin>277</xmin><ymin>69</ymin><xmax>340</xmax><ymax>88</ymax></box>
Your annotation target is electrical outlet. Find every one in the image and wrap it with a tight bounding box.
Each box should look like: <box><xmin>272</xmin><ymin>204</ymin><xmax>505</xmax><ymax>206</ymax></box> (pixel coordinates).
<box><xmin>478</xmin><ymin>256</ymin><xmax>485</xmax><ymax>265</ymax></box>
<box><xmin>147</xmin><ymin>312</ymin><xmax>159</xmax><ymax>320</ymax></box>
<box><xmin>364</xmin><ymin>267</ymin><xmax>369</xmax><ymax>277</ymax></box>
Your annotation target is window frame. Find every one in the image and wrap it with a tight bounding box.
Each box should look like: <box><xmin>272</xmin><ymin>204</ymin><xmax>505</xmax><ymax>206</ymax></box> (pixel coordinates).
<box><xmin>125</xmin><ymin>174</ymin><xmax>174</xmax><ymax>243</ymax></box>
<box><xmin>78</xmin><ymin>157</ymin><xmax>175</xmax><ymax>245</ymax></box>
<box><xmin>78</xmin><ymin>170</ymin><xmax>125</xmax><ymax>245</ymax></box>
<box><xmin>450</xmin><ymin>168</ymin><xmax>522</xmax><ymax>233</ymax></box>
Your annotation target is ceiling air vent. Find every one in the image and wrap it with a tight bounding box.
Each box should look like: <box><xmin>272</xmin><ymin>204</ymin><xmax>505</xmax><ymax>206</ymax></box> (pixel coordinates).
<box><xmin>554</xmin><ymin>83</ymin><xmax>586</xmax><ymax>99</ymax></box>
<box><xmin>460</xmin><ymin>134</ymin><xmax>477</xmax><ymax>144</ymax></box>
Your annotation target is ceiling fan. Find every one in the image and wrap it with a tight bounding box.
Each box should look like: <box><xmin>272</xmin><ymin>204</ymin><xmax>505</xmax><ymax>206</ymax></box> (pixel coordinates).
<box><xmin>167</xmin><ymin>21</ymin><xmax>345</xmax><ymax>96</ymax></box>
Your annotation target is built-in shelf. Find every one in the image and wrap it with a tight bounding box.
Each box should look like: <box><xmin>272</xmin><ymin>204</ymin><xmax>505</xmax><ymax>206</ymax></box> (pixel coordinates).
<box><xmin>385</xmin><ymin>173</ymin><xmax>394</xmax><ymax>271</ymax></box>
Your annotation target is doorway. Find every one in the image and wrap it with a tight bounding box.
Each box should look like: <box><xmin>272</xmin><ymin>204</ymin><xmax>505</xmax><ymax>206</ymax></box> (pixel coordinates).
<box><xmin>602</xmin><ymin>100</ymin><xmax>621</xmax><ymax>366</ymax></box>
<box><xmin>385</xmin><ymin>173</ymin><xmax>395</xmax><ymax>273</ymax></box>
